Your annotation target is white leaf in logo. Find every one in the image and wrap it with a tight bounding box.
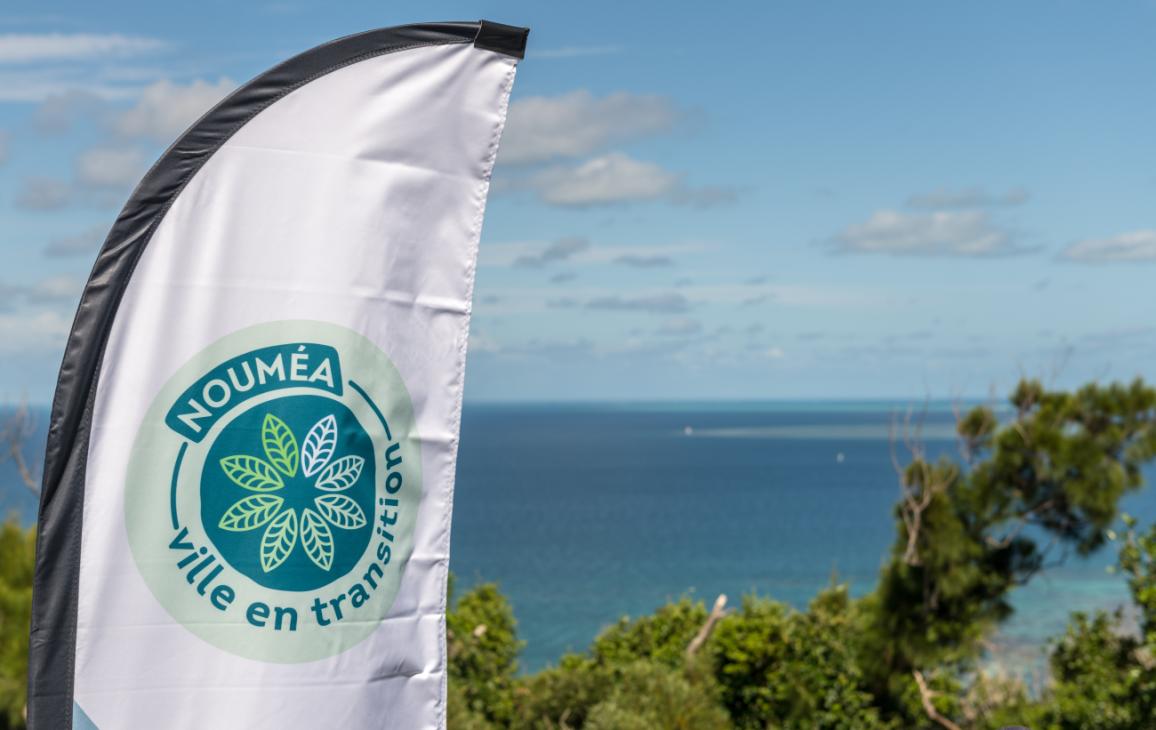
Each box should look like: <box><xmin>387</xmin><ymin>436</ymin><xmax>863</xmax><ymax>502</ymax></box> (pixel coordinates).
<box><xmin>314</xmin><ymin>455</ymin><xmax>365</xmax><ymax>492</ymax></box>
<box><xmin>301</xmin><ymin>414</ymin><xmax>337</xmax><ymax>477</ymax></box>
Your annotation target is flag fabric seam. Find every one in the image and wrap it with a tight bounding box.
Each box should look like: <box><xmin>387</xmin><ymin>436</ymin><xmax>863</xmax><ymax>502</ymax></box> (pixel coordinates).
<box><xmin>434</xmin><ymin>56</ymin><xmax>519</xmax><ymax>729</ymax></box>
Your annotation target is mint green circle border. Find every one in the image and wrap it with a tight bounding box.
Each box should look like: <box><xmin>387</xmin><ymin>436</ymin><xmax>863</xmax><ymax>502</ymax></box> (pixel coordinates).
<box><xmin>125</xmin><ymin>320</ymin><xmax>422</xmax><ymax>663</ymax></box>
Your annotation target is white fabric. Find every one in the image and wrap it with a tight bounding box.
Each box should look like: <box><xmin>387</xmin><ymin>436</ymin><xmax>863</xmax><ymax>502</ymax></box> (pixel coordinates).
<box><xmin>72</xmin><ymin>41</ymin><xmax>517</xmax><ymax>729</ymax></box>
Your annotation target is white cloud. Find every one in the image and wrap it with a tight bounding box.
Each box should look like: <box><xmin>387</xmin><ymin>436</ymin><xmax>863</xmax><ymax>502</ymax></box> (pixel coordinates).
<box><xmin>0</xmin><ymin>67</ymin><xmax>141</xmax><ymax>101</ymax></box>
<box><xmin>25</xmin><ymin>274</ymin><xmax>82</xmax><ymax>304</ymax></box>
<box><xmin>0</xmin><ymin>33</ymin><xmax>165</xmax><ymax>63</ymax></box>
<box><xmin>533</xmin><ymin>153</ymin><xmax>679</xmax><ymax>207</ymax></box>
<box><xmin>0</xmin><ymin>309</ymin><xmax>71</xmax><ymax>354</ymax></box>
<box><xmin>586</xmin><ymin>292</ymin><xmax>691</xmax><ymax>314</ymax></box>
<box><xmin>44</xmin><ymin>224</ymin><xmax>106</xmax><ymax>258</ymax></box>
<box><xmin>75</xmin><ymin>146</ymin><xmax>147</xmax><ymax>189</ymax></box>
<box><xmin>15</xmin><ymin>176</ymin><xmax>71</xmax><ymax>210</ymax></box>
<box><xmin>113</xmin><ymin>78</ymin><xmax>236</xmax><ymax>142</ymax></box>
<box><xmin>481</xmin><ymin>240</ymin><xmax>704</xmax><ymax>269</ymax></box>
<box><xmin>34</xmin><ymin>90</ymin><xmax>102</xmax><ymax>132</ymax></box>
<box><xmin>501</xmin><ymin>90</ymin><xmax>678</xmax><ymax>164</ymax></box>
<box><xmin>1061</xmin><ymin>230</ymin><xmax>1156</xmax><ymax>263</ymax></box>
<box><xmin>513</xmin><ymin>237</ymin><xmax>590</xmax><ymax>268</ymax></box>
<box><xmin>614</xmin><ymin>254</ymin><xmax>675</xmax><ymax>268</ymax></box>
<box><xmin>830</xmin><ymin>209</ymin><xmax>1025</xmax><ymax>257</ymax></box>
<box><xmin>906</xmin><ymin>187</ymin><xmax>1029</xmax><ymax>209</ymax></box>
<box><xmin>656</xmin><ymin>317</ymin><xmax>702</xmax><ymax>336</ymax></box>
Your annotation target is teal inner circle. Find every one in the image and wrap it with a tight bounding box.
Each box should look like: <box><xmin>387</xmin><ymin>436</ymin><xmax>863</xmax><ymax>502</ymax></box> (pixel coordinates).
<box><xmin>200</xmin><ymin>395</ymin><xmax>375</xmax><ymax>592</ymax></box>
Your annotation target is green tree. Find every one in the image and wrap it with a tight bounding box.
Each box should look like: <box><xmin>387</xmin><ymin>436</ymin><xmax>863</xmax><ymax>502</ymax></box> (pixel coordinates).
<box><xmin>584</xmin><ymin>661</ymin><xmax>731</xmax><ymax>730</ymax></box>
<box><xmin>0</xmin><ymin>520</ymin><xmax>34</xmax><ymax>730</ymax></box>
<box><xmin>859</xmin><ymin>380</ymin><xmax>1156</xmax><ymax>723</ymax></box>
<box><xmin>711</xmin><ymin>587</ymin><xmax>890</xmax><ymax>729</ymax></box>
<box><xmin>446</xmin><ymin>582</ymin><xmax>522</xmax><ymax>726</ymax></box>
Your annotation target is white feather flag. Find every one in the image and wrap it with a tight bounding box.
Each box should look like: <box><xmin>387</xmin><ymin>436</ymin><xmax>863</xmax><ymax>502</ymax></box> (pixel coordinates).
<box><xmin>27</xmin><ymin>21</ymin><xmax>527</xmax><ymax>730</ymax></box>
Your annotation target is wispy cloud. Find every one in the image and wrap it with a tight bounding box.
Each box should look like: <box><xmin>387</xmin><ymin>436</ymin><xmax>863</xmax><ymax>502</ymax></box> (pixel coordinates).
<box><xmin>614</xmin><ymin>254</ymin><xmax>675</xmax><ymax>268</ymax></box>
<box><xmin>655</xmin><ymin>317</ymin><xmax>702</xmax><ymax>336</ymax></box>
<box><xmin>829</xmin><ymin>209</ymin><xmax>1028</xmax><ymax>257</ymax></box>
<box><xmin>113</xmin><ymin>77</ymin><xmax>236</xmax><ymax>142</ymax></box>
<box><xmin>513</xmin><ymin>236</ymin><xmax>590</xmax><ymax>269</ymax></box>
<box><xmin>75</xmin><ymin>145</ymin><xmax>147</xmax><ymax>188</ymax></box>
<box><xmin>586</xmin><ymin>292</ymin><xmax>691</xmax><ymax>314</ymax></box>
<box><xmin>528</xmin><ymin>153</ymin><xmax>735</xmax><ymax>208</ymax></box>
<box><xmin>15</xmin><ymin>176</ymin><xmax>70</xmax><ymax>210</ymax></box>
<box><xmin>0</xmin><ymin>309</ymin><xmax>71</xmax><ymax>354</ymax></box>
<box><xmin>481</xmin><ymin>240</ymin><xmax>705</xmax><ymax>269</ymax></box>
<box><xmin>44</xmin><ymin>224</ymin><xmax>106</xmax><ymax>258</ymax></box>
<box><xmin>531</xmin><ymin>153</ymin><xmax>677</xmax><ymax>206</ymax></box>
<box><xmin>501</xmin><ymin>90</ymin><xmax>678</xmax><ymax>165</ymax></box>
<box><xmin>1061</xmin><ymin>229</ymin><xmax>1156</xmax><ymax>263</ymax></box>
<box><xmin>0</xmin><ymin>33</ymin><xmax>165</xmax><ymax>63</ymax></box>
<box><xmin>906</xmin><ymin>187</ymin><xmax>1029</xmax><ymax>210</ymax></box>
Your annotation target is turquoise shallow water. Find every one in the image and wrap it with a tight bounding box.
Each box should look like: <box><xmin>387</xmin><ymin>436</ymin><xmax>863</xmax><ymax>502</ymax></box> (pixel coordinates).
<box><xmin>4</xmin><ymin>403</ymin><xmax>1153</xmax><ymax>674</ymax></box>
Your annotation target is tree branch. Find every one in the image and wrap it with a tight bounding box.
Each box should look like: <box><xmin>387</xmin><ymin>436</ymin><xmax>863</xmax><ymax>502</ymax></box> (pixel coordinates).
<box><xmin>0</xmin><ymin>399</ymin><xmax>39</xmax><ymax>493</ymax></box>
<box><xmin>913</xmin><ymin>670</ymin><xmax>962</xmax><ymax>730</ymax></box>
<box><xmin>686</xmin><ymin>594</ymin><xmax>727</xmax><ymax>659</ymax></box>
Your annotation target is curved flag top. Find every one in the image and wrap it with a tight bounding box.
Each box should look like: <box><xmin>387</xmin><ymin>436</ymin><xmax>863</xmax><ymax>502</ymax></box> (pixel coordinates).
<box><xmin>27</xmin><ymin>21</ymin><xmax>528</xmax><ymax>730</ymax></box>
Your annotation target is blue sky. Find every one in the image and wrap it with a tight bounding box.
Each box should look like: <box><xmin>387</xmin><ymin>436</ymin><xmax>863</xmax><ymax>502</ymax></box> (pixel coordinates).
<box><xmin>0</xmin><ymin>1</ymin><xmax>1154</xmax><ymax>403</ymax></box>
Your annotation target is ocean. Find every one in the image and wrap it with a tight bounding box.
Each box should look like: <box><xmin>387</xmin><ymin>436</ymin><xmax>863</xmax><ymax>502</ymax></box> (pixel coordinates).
<box><xmin>4</xmin><ymin>402</ymin><xmax>1154</xmax><ymax>675</ymax></box>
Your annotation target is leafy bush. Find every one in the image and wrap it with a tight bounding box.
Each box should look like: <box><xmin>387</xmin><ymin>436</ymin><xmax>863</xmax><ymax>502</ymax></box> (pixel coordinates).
<box><xmin>0</xmin><ymin>520</ymin><xmax>34</xmax><ymax>730</ymax></box>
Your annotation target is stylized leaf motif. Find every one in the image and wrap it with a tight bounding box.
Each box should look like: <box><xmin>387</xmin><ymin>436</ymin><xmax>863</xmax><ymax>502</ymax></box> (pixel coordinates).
<box><xmin>220</xmin><ymin>455</ymin><xmax>284</xmax><ymax>492</ymax></box>
<box><xmin>218</xmin><ymin>494</ymin><xmax>283</xmax><ymax>532</ymax></box>
<box><xmin>314</xmin><ymin>494</ymin><xmax>367</xmax><ymax>530</ymax></box>
<box><xmin>314</xmin><ymin>455</ymin><xmax>364</xmax><ymax>492</ymax></box>
<box><xmin>260</xmin><ymin>509</ymin><xmax>297</xmax><ymax>572</ymax></box>
<box><xmin>300</xmin><ymin>508</ymin><xmax>335</xmax><ymax>571</ymax></box>
<box><xmin>262</xmin><ymin>414</ymin><xmax>299</xmax><ymax>477</ymax></box>
<box><xmin>301</xmin><ymin>415</ymin><xmax>337</xmax><ymax>477</ymax></box>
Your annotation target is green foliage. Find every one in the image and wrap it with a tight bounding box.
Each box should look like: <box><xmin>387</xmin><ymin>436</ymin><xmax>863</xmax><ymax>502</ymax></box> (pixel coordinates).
<box><xmin>861</xmin><ymin>379</ymin><xmax>1156</xmax><ymax>722</ymax></box>
<box><xmin>1118</xmin><ymin>516</ymin><xmax>1156</xmax><ymax>637</ymax></box>
<box><xmin>584</xmin><ymin>661</ymin><xmax>730</xmax><ymax>730</ymax></box>
<box><xmin>589</xmin><ymin>597</ymin><xmax>707</xmax><ymax>668</ymax></box>
<box><xmin>447</xmin><ymin>583</ymin><xmax>522</xmax><ymax>726</ymax></box>
<box><xmin>509</xmin><ymin>598</ymin><xmax>710</xmax><ymax>729</ymax></box>
<box><xmin>510</xmin><ymin>653</ymin><xmax>612</xmax><ymax>729</ymax></box>
<box><xmin>711</xmin><ymin>587</ymin><xmax>889</xmax><ymax>729</ymax></box>
<box><xmin>0</xmin><ymin>520</ymin><xmax>34</xmax><ymax>729</ymax></box>
<box><xmin>1041</xmin><ymin>610</ymin><xmax>1156</xmax><ymax>729</ymax></box>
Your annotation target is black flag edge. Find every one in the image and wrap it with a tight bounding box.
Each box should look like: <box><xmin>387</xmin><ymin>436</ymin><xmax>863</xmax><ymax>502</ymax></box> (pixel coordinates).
<box><xmin>27</xmin><ymin>20</ymin><xmax>528</xmax><ymax>729</ymax></box>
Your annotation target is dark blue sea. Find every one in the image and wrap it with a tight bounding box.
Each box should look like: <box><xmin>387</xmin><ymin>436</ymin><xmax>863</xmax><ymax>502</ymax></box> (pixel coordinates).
<box><xmin>5</xmin><ymin>402</ymin><xmax>1154</xmax><ymax>675</ymax></box>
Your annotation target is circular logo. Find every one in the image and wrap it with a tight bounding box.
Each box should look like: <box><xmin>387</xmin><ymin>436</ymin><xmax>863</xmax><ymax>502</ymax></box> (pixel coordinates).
<box><xmin>126</xmin><ymin>321</ymin><xmax>421</xmax><ymax>663</ymax></box>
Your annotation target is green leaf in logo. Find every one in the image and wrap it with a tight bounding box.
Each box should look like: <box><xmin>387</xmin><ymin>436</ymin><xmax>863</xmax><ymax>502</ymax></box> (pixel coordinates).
<box><xmin>301</xmin><ymin>414</ymin><xmax>337</xmax><ymax>478</ymax></box>
<box><xmin>300</xmin><ymin>508</ymin><xmax>335</xmax><ymax>571</ymax></box>
<box><xmin>219</xmin><ymin>494</ymin><xmax>284</xmax><ymax>532</ymax></box>
<box><xmin>260</xmin><ymin>509</ymin><xmax>298</xmax><ymax>572</ymax></box>
<box><xmin>314</xmin><ymin>494</ymin><xmax>367</xmax><ymax>530</ymax></box>
<box><xmin>220</xmin><ymin>455</ymin><xmax>284</xmax><ymax>492</ymax></box>
<box><xmin>314</xmin><ymin>455</ymin><xmax>365</xmax><ymax>492</ymax></box>
<box><xmin>262</xmin><ymin>413</ymin><xmax>299</xmax><ymax>477</ymax></box>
